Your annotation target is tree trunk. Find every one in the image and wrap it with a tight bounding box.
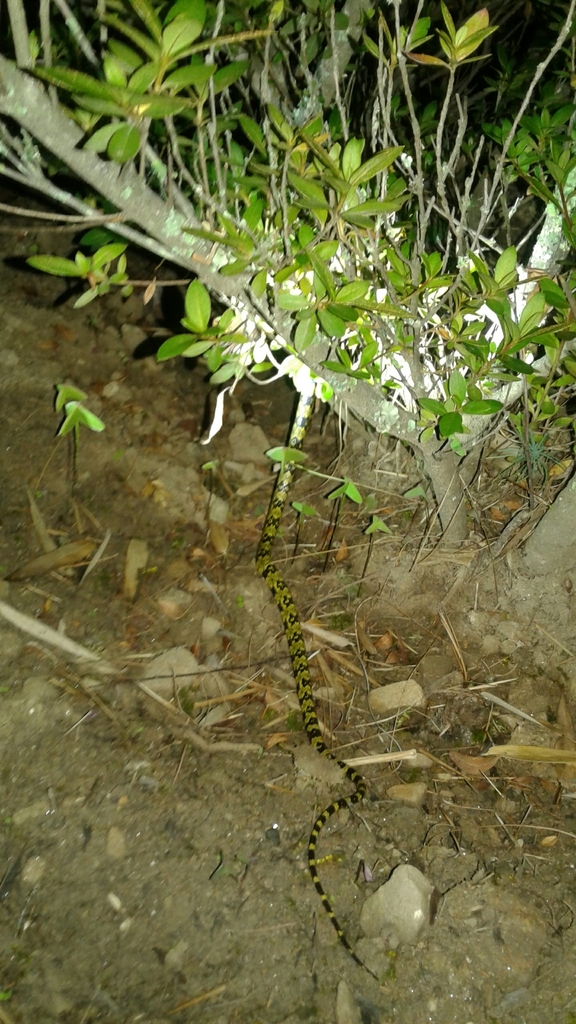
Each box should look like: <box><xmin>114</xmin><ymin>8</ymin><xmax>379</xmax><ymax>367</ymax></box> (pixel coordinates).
<box><xmin>521</xmin><ymin>474</ymin><xmax>576</xmax><ymax>574</ymax></box>
<box><xmin>419</xmin><ymin>441</ymin><xmax>482</xmax><ymax>546</ymax></box>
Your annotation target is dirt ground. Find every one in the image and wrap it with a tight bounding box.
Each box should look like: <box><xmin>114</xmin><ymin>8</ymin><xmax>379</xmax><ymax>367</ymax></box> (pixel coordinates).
<box><xmin>1</xmin><ymin>205</ymin><xmax>576</xmax><ymax>1024</ymax></box>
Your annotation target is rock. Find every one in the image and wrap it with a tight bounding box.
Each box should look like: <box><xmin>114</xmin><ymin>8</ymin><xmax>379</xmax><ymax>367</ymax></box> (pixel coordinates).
<box><xmin>140</xmin><ymin>646</ymin><xmax>200</xmax><ymax>698</ymax></box>
<box><xmin>201</xmin><ymin>616</ymin><xmax>222</xmax><ymax>639</ymax></box>
<box><xmin>386</xmin><ymin>782</ymin><xmax>427</xmax><ymax>808</ymax></box>
<box><xmin>228</xmin><ymin>422</ymin><xmax>270</xmax><ymax>464</ymax></box>
<box><xmin>414</xmin><ymin>654</ymin><xmax>454</xmax><ymax>687</ymax></box>
<box><xmin>120</xmin><ymin>323</ymin><xmax>147</xmax><ymax>352</ymax></box>
<box><xmin>22</xmin><ymin>855</ymin><xmax>46</xmax><ymax>886</ymax></box>
<box><xmin>360</xmin><ymin>864</ymin><xmax>434</xmax><ymax>946</ymax></box>
<box><xmin>157</xmin><ymin>588</ymin><xmax>190</xmax><ymax>619</ymax></box>
<box><xmin>481</xmin><ymin>634</ymin><xmax>500</xmax><ymax>655</ymax></box>
<box><xmin>206</xmin><ymin>494</ymin><xmax>229</xmax><ymax>524</ymax></box>
<box><xmin>369</xmin><ymin>680</ymin><xmax>425</xmax><ymax>716</ymax></box>
<box><xmin>12</xmin><ymin>798</ymin><xmax>53</xmax><ymax>825</ymax></box>
<box><xmin>106</xmin><ymin>826</ymin><xmax>127</xmax><ymax>859</ymax></box>
<box><xmin>335</xmin><ymin>980</ymin><xmax>362</xmax><ymax>1024</ymax></box>
<box><xmin>165</xmin><ymin>939</ymin><xmax>189</xmax><ymax>970</ymax></box>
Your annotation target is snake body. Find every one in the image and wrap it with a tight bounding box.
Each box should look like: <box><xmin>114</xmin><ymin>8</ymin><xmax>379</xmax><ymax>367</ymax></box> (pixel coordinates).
<box><xmin>256</xmin><ymin>389</ymin><xmax>367</xmax><ymax>967</ymax></box>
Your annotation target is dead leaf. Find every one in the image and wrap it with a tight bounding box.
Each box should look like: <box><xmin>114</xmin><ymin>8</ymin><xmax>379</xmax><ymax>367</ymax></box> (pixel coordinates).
<box><xmin>450</xmin><ymin>751</ymin><xmax>499</xmax><ymax>775</ymax></box>
<box><xmin>484</xmin><ymin>743</ymin><xmax>576</xmax><ymax>765</ymax></box>
<box><xmin>334</xmin><ymin>538</ymin><xmax>348</xmax><ymax>563</ymax></box>
<box><xmin>555</xmin><ymin>691</ymin><xmax>576</xmax><ymax>782</ymax></box>
<box><xmin>209</xmin><ymin>521</ymin><xmax>229</xmax><ymax>555</ymax></box>
<box><xmin>123</xmin><ymin>538</ymin><xmax>149</xmax><ymax>600</ymax></box>
<box><xmin>143</xmin><ymin>279</ymin><xmax>157</xmax><ymax>305</ymax></box>
<box><xmin>357</xmin><ymin>623</ymin><xmax>379</xmax><ymax>655</ymax></box>
<box><xmin>374</xmin><ymin>630</ymin><xmax>396</xmax><ymax>653</ymax></box>
<box><xmin>303</xmin><ymin>621</ymin><xmax>353</xmax><ymax>648</ymax></box>
<box><xmin>264</xmin><ymin>732</ymin><xmax>291</xmax><ymax>749</ymax></box>
<box><xmin>6</xmin><ymin>538</ymin><xmax>97</xmax><ymax>581</ymax></box>
<box><xmin>53</xmin><ymin>322</ymin><xmax>77</xmax><ymax>343</ymax></box>
<box><xmin>539</xmin><ymin>835</ymin><xmax>558</xmax><ymax>848</ymax></box>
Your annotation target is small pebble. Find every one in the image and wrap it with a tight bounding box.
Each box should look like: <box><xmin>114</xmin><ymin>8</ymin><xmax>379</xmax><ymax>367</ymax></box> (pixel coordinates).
<box><xmin>106</xmin><ymin>826</ymin><xmax>127</xmax><ymax>859</ymax></box>
<box><xmin>360</xmin><ymin>864</ymin><xmax>434</xmax><ymax>946</ymax></box>
<box><xmin>386</xmin><ymin>782</ymin><xmax>428</xmax><ymax>808</ymax></box>
<box><xmin>370</xmin><ymin>680</ymin><xmax>425</xmax><ymax>716</ymax></box>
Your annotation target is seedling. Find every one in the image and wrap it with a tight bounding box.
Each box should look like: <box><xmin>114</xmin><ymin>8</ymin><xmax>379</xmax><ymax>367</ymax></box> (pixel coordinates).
<box><xmin>55</xmin><ymin>384</ymin><xmax>105</xmax><ymax>489</ymax></box>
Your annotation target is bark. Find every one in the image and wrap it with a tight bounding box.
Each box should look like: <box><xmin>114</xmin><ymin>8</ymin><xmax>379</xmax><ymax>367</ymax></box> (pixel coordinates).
<box><xmin>522</xmin><ymin>474</ymin><xmax>576</xmax><ymax>574</ymax></box>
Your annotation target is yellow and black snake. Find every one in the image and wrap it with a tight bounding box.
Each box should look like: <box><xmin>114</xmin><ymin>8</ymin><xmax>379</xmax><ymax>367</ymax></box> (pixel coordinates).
<box><xmin>256</xmin><ymin>388</ymin><xmax>367</xmax><ymax>968</ymax></box>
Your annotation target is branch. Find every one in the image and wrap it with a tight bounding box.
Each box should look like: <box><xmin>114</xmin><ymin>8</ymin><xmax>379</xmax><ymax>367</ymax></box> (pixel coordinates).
<box><xmin>0</xmin><ymin>56</ymin><xmax>244</xmax><ymax>300</ymax></box>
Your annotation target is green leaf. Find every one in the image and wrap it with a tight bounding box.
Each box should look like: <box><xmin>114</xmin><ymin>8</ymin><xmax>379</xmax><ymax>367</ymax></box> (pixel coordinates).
<box><xmin>519</xmin><ymin>292</ymin><xmax>546</xmax><ymax>336</ymax></box>
<box><xmin>72</xmin><ymin>96</ymin><xmax>127</xmax><ymax>117</ymax></box>
<box><xmin>33</xmin><ymin>66</ymin><xmax>117</xmax><ymax>99</ymax></box>
<box><xmin>266</xmin><ymin>446</ymin><xmax>308</xmax><ymax>466</ymax></box>
<box><xmin>318</xmin><ymin>308</ymin><xmax>346</xmax><ymax>337</ymax></box>
<box><xmin>108</xmin><ymin>124</ymin><xmax>140</xmax><ymax>163</ymax></box>
<box><xmin>251</xmin><ymin>269</ymin><xmax>267</xmax><ymax>298</ymax></box>
<box><xmin>104</xmin><ymin>55</ymin><xmax>127</xmax><ymax>88</ymax></box>
<box><xmin>163</xmin><ymin>62</ymin><xmax>215</xmax><ymax>91</ymax></box>
<box><xmin>157</xmin><ymin>334</ymin><xmax>205</xmax><ymax>360</ymax></box>
<box><xmin>27</xmin><ymin>255</ymin><xmax>84</xmax><ymax>277</ymax></box>
<box><xmin>307</xmin><ymin>250</ymin><xmax>335</xmax><ymax>298</ymax></box>
<box><xmin>294</xmin><ymin>314</ymin><xmax>317</xmax><ymax>352</ymax></box>
<box><xmin>55</xmin><ymin>384</ymin><xmax>86</xmax><ymax>411</ymax></box>
<box><xmin>84</xmin><ymin>123</ymin><xmax>122</xmax><ymax>153</ymax></box>
<box><xmin>328</xmin><ymin>479</ymin><xmax>362</xmax><ymax>503</ymax></box>
<box><xmin>91</xmin><ymin>243</ymin><xmax>127</xmax><ymax>270</ymax></box>
<box><xmin>127</xmin><ymin>60</ymin><xmax>157</xmax><ymax>92</ymax></box>
<box><xmin>162</xmin><ymin>14</ymin><xmax>204</xmax><ymax>56</ymax></box>
<box><xmin>129</xmin><ymin>0</ymin><xmax>163</xmax><ymax>43</ymax></box>
<box><xmin>498</xmin><ymin>356</ymin><xmax>534</xmax><ymax>375</ymax></box>
<box><xmin>494</xmin><ymin>246</ymin><xmax>517</xmax><ymax>286</ymax></box>
<box><xmin>104</xmin><ymin>14</ymin><xmax>161</xmax><ymax>60</ymax></box>
<box><xmin>184</xmin><ymin>280</ymin><xmax>211</xmax><ymax>333</ymax></box>
<box><xmin>77</xmin><ymin>407</ymin><xmax>106</xmax><ymax>432</ymax></box>
<box><xmin>348</xmin><ymin>147</ymin><xmax>403</xmax><ymax>187</ymax></box>
<box><xmin>107</xmin><ymin>39</ymin><xmax>144</xmax><ymax>70</ymax></box>
<box><xmin>288</xmin><ymin>172</ymin><xmax>329</xmax><ymax>209</ymax></box>
<box><xmin>404</xmin><ymin>485</ymin><xmax>427</xmax><ymax>500</ymax></box>
<box><xmin>210</xmin><ymin>362</ymin><xmax>239</xmax><ymax>384</ymax></box>
<box><xmin>341</xmin><ymin>138</ymin><xmax>364</xmax><ymax>180</ymax></box>
<box><xmin>441</xmin><ymin>0</ymin><xmax>456</xmax><ymax>39</ymax></box>
<box><xmin>366</xmin><ymin>515</ymin><xmax>391</xmax><ymax>535</ymax></box>
<box><xmin>326</xmin><ymin>303</ymin><xmax>358</xmax><ymax>322</ymax></box>
<box><xmin>419</xmin><ymin>397</ymin><xmax>445</xmax><ymax>416</ymax></box>
<box><xmin>461</xmin><ymin>400</ymin><xmax>503</xmax><ymax>415</ymax></box>
<box><xmin>165</xmin><ymin>0</ymin><xmax>205</xmax><ymax>26</ymax></box>
<box><xmin>539</xmin><ymin>277</ymin><xmax>568</xmax><ymax>310</ymax></box>
<box><xmin>420</xmin><ymin>425</ymin><xmax>436</xmax><ymax>443</ymax></box>
<box><xmin>449</xmin><ymin>369</ymin><xmax>467</xmax><ymax>403</ymax></box>
<box><xmin>344</xmin><ymin>196</ymin><xmax>407</xmax><ymax>217</ymax></box>
<box><xmin>313</xmin><ymin>240</ymin><xmax>339</xmax><ymax>260</ymax></box>
<box><xmin>126</xmin><ymin>94</ymin><xmax>189</xmax><ymax>117</ymax></box>
<box><xmin>337</xmin><ymin>281</ymin><xmax>370</xmax><ymax>302</ymax></box>
<box><xmin>267</xmin><ymin>103</ymin><xmax>294</xmax><ymax>143</ymax></box>
<box><xmin>438</xmin><ymin>412</ymin><xmax>463</xmax><ymax>437</ymax></box>
<box><xmin>74</xmin><ymin>287</ymin><xmax>99</xmax><ymax>307</ymax></box>
<box><xmin>212</xmin><ymin>61</ymin><xmax>249</xmax><ymax>94</ymax></box>
<box><xmin>292</xmin><ymin>502</ymin><xmax>317</xmax><ymax>517</ymax></box>
<box><xmin>278</xmin><ymin>291</ymin><xmax>310</xmax><ymax>310</ymax></box>
<box><xmin>237</xmin><ymin>114</ymin><xmax>266</xmax><ymax>155</ymax></box>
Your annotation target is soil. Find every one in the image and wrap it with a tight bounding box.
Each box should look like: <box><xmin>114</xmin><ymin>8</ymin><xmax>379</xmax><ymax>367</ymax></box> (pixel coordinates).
<box><xmin>1</xmin><ymin>205</ymin><xmax>576</xmax><ymax>1024</ymax></box>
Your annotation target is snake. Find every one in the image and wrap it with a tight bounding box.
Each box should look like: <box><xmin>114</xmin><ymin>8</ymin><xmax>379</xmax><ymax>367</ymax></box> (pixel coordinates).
<box><xmin>256</xmin><ymin>387</ymin><xmax>367</xmax><ymax>969</ymax></box>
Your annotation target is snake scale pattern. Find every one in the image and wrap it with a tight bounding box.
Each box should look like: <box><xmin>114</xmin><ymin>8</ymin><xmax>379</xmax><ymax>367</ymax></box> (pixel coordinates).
<box><xmin>256</xmin><ymin>389</ymin><xmax>367</xmax><ymax>968</ymax></box>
